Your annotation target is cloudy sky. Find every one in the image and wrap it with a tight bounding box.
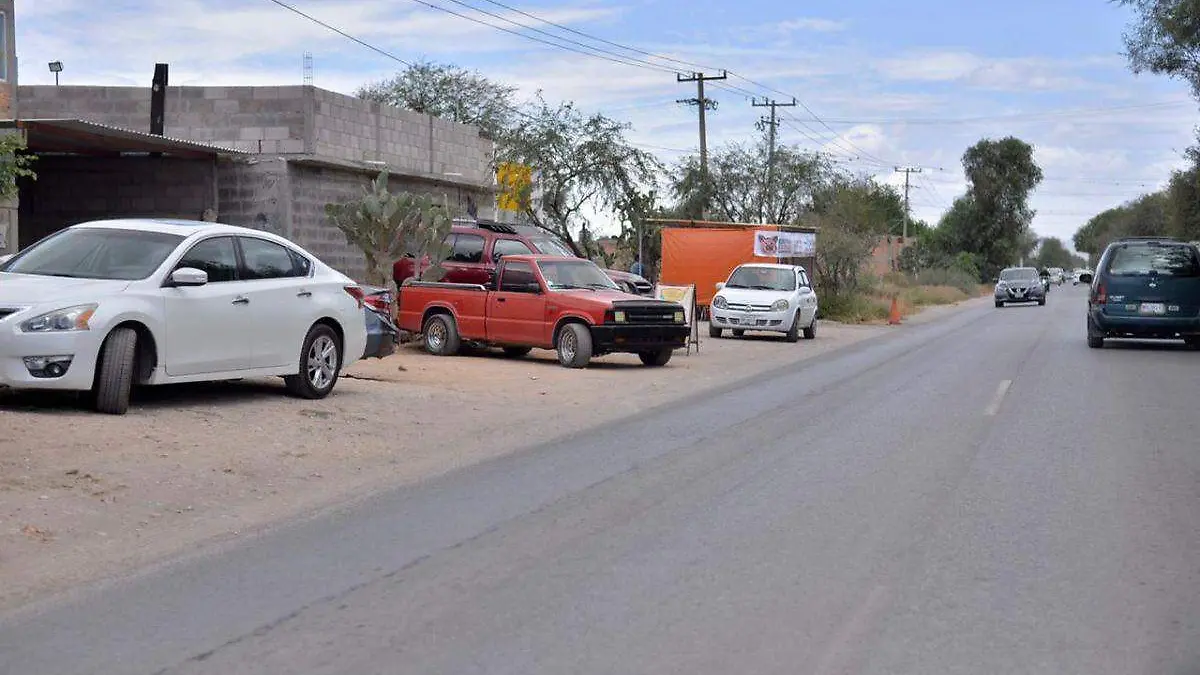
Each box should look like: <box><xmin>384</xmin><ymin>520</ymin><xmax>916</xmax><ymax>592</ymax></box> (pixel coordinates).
<box><xmin>15</xmin><ymin>0</ymin><xmax>1200</xmax><ymax>247</ymax></box>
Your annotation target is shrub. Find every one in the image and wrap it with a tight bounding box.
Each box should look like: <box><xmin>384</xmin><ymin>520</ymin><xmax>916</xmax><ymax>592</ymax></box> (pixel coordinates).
<box><xmin>819</xmin><ymin>292</ymin><xmax>891</xmax><ymax>323</ymax></box>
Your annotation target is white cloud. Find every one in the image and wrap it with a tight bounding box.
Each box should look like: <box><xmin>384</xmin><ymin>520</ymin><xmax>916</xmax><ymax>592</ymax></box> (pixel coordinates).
<box><xmin>875</xmin><ymin>50</ymin><xmax>1095</xmax><ymax>91</ymax></box>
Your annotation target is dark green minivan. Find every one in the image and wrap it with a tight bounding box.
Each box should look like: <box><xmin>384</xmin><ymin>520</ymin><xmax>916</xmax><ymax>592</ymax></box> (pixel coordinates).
<box><xmin>1086</xmin><ymin>237</ymin><xmax>1200</xmax><ymax>348</ymax></box>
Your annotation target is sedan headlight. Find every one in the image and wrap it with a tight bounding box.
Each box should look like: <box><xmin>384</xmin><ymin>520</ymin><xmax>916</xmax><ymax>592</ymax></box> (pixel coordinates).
<box><xmin>771</xmin><ymin>299</ymin><xmax>790</xmax><ymax>311</ymax></box>
<box><xmin>712</xmin><ymin>295</ymin><xmax>728</xmax><ymax>309</ymax></box>
<box><xmin>20</xmin><ymin>304</ymin><xmax>98</xmax><ymax>333</ymax></box>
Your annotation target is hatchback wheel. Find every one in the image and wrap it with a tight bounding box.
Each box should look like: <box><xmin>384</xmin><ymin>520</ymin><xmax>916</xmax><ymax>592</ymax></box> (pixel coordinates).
<box><xmin>803</xmin><ymin>317</ymin><xmax>817</xmax><ymax>340</ymax></box>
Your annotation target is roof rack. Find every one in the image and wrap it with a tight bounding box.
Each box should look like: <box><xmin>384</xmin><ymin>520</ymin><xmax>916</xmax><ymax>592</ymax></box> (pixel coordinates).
<box><xmin>475</xmin><ymin>221</ymin><xmax>519</xmax><ymax>234</ymax></box>
<box><xmin>1115</xmin><ymin>235</ymin><xmax>1178</xmax><ymax>241</ymax></box>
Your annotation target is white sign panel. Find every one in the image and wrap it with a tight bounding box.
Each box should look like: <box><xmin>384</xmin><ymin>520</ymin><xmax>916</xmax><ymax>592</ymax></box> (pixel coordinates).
<box><xmin>654</xmin><ymin>284</ymin><xmax>695</xmax><ymax>326</ymax></box>
<box><xmin>754</xmin><ymin>230</ymin><xmax>816</xmax><ymax>258</ymax></box>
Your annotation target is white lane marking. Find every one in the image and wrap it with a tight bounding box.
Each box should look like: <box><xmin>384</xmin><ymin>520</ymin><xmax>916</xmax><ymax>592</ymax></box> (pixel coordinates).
<box><xmin>813</xmin><ymin>584</ymin><xmax>892</xmax><ymax>675</ymax></box>
<box><xmin>984</xmin><ymin>379</ymin><xmax>1013</xmax><ymax>417</ymax></box>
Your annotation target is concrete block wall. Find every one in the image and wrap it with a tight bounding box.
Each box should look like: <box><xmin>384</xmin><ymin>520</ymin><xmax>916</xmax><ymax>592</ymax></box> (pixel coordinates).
<box><xmin>285</xmin><ymin>163</ymin><xmax>494</xmax><ymax>283</ymax></box>
<box><xmin>17</xmin><ymin>85</ymin><xmax>310</xmax><ymax>153</ymax></box>
<box><xmin>17</xmin><ymin>85</ymin><xmax>494</xmax><ymax>184</ymax></box>
<box><xmin>16</xmin><ymin>156</ymin><xmax>216</xmax><ymax>248</ymax></box>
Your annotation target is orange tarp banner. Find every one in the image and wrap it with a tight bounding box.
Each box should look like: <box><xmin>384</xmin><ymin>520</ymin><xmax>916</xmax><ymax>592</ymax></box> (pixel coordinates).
<box><xmin>661</xmin><ymin>228</ymin><xmax>763</xmax><ymax>306</ymax></box>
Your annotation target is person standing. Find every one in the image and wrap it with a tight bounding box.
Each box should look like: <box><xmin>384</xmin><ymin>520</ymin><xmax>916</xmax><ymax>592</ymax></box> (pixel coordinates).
<box><xmin>630</xmin><ymin>254</ymin><xmax>645</xmax><ymax>278</ymax></box>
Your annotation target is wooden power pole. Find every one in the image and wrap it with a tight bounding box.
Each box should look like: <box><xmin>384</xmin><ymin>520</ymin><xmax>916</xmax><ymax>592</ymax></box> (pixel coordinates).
<box><xmin>677</xmin><ymin>71</ymin><xmax>727</xmax><ymax>216</ymax></box>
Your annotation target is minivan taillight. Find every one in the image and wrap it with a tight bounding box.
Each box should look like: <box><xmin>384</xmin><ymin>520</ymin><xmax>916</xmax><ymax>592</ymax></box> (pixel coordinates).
<box><xmin>344</xmin><ymin>285</ymin><xmax>365</xmax><ymax>309</ymax></box>
<box><xmin>1093</xmin><ymin>282</ymin><xmax>1106</xmax><ymax>306</ymax></box>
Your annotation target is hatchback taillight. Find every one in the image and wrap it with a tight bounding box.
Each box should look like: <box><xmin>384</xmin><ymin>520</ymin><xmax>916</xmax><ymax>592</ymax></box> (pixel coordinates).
<box><xmin>344</xmin><ymin>285</ymin><xmax>365</xmax><ymax>309</ymax></box>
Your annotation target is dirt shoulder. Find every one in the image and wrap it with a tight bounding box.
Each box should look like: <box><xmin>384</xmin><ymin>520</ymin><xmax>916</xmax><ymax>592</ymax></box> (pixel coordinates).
<box><xmin>1</xmin><ymin>319</ymin><xmax>896</xmax><ymax>613</ymax></box>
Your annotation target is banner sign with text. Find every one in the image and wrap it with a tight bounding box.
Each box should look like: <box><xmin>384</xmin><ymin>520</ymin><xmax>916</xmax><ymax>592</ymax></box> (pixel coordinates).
<box><xmin>754</xmin><ymin>230</ymin><xmax>816</xmax><ymax>258</ymax></box>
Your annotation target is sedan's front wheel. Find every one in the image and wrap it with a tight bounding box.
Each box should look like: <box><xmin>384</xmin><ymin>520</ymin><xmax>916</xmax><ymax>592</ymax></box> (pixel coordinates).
<box><xmin>92</xmin><ymin>327</ymin><xmax>138</xmax><ymax>415</ymax></box>
<box><xmin>285</xmin><ymin>324</ymin><xmax>342</xmax><ymax>399</ymax></box>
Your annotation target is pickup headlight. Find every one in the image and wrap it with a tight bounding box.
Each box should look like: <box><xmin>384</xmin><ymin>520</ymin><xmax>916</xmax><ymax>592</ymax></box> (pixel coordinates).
<box><xmin>20</xmin><ymin>304</ymin><xmax>98</xmax><ymax>333</ymax></box>
<box><xmin>771</xmin><ymin>299</ymin><xmax>790</xmax><ymax>311</ymax></box>
<box><xmin>712</xmin><ymin>295</ymin><xmax>728</xmax><ymax>309</ymax></box>
<box><xmin>674</xmin><ymin>311</ymin><xmax>685</xmax><ymax>323</ymax></box>
<box><xmin>612</xmin><ymin>311</ymin><xmax>627</xmax><ymax>323</ymax></box>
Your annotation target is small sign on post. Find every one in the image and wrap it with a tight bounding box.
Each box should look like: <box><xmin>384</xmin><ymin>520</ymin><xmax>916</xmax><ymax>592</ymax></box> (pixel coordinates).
<box><xmin>654</xmin><ymin>283</ymin><xmax>700</xmax><ymax>354</ymax></box>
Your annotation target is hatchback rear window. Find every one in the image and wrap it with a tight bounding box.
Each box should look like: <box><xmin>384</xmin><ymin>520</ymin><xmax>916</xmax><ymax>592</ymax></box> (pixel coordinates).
<box><xmin>1107</xmin><ymin>243</ymin><xmax>1200</xmax><ymax>277</ymax></box>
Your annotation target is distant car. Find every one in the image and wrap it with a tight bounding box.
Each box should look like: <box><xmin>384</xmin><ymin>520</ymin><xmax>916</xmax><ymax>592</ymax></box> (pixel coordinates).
<box><xmin>1085</xmin><ymin>236</ymin><xmax>1200</xmax><ymax>349</ymax></box>
<box><xmin>1049</xmin><ymin>267</ymin><xmax>1065</xmax><ymax>285</ymax></box>
<box><xmin>709</xmin><ymin>263</ymin><xmax>819</xmax><ymax>342</ymax></box>
<box><xmin>0</xmin><ymin>219</ymin><xmax>367</xmax><ymax>414</ymax></box>
<box><xmin>995</xmin><ymin>267</ymin><xmax>1047</xmax><ymax>307</ymax></box>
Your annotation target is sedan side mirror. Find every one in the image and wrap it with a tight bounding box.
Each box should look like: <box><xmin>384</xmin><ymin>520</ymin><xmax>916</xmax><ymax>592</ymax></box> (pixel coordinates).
<box><xmin>715</xmin><ymin>282</ymin><xmax>726</xmax><ymax>291</ymax></box>
<box><xmin>169</xmin><ymin>267</ymin><xmax>209</xmax><ymax>287</ymax></box>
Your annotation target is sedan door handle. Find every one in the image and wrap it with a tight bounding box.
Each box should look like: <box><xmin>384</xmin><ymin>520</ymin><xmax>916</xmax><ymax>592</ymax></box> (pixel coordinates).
<box><xmin>297</xmin><ymin>290</ymin><xmax>313</xmax><ymax>298</ymax></box>
<box><xmin>232</xmin><ymin>296</ymin><xmax>250</xmax><ymax>305</ymax></box>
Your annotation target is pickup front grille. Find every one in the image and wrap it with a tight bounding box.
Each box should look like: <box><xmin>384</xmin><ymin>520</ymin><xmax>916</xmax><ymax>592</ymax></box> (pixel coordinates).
<box><xmin>625</xmin><ymin>308</ymin><xmax>679</xmax><ymax>324</ymax></box>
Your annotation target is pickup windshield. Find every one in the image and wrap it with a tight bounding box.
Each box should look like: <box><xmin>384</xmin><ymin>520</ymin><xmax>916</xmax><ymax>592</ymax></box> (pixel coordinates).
<box><xmin>537</xmin><ymin>259</ymin><xmax>620</xmax><ymax>290</ymax></box>
<box><xmin>725</xmin><ymin>266</ymin><xmax>796</xmax><ymax>291</ymax></box>
<box><xmin>529</xmin><ymin>237</ymin><xmax>576</xmax><ymax>258</ymax></box>
<box><xmin>1</xmin><ymin>227</ymin><xmax>185</xmax><ymax>280</ymax></box>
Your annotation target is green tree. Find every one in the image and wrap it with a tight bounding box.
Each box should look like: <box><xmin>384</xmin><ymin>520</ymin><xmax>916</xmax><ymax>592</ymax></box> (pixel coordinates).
<box><xmin>1032</xmin><ymin>236</ymin><xmax>1075</xmax><ymax>270</ymax></box>
<box><xmin>1165</xmin><ymin>163</ymin><xmax>1200</xmax><ymax>240</ymax></box>
<box><xmin>949</xmin><ymin>137</ymin><xmax>1044</xmax><ymax>278</ymax></box>
<box><xmin>805</xmin><ymin>177</ymin><xmax>904</xmax><ymax>296</ymax></box>
<box><xmin>0</xmin><ymin>134</ymin><xmax>36</xmax><ymax>201</ymax></box>
<box><xmin>356</xmin><ymin>60</ymin><xmax>517</xmax><ymax>139</ymax></box>
<box><xmin>1118</xmin><ymin>0</ymin><xmax>1200</xmax><ymax>97</ymax></box>
<box><xmin>324</xmin><ymin>171</ymin><xmax>455</xmax><ymax>288</ymax></box>
<box><xmin>497</xmin><ymin>96</ymin><xmax>662</xmax><ymax>252</ymax></box>
<box><xmin>670</xmin><ymin>137</ymin><xmax>834</xmax><ymax>224</ymax></box>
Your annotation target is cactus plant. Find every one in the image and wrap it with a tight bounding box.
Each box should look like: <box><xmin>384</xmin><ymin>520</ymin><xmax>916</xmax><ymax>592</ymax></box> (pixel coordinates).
<box><xmin>324</xmin><ymin>171</ymin><xmax>454</xmax><ymax>290</ymax></box>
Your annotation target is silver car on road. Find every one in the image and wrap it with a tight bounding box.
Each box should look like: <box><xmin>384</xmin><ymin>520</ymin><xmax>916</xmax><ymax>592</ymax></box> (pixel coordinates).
<box><xmin>994</xmin><ymin>267</ymin><xmax>1047</xmax><ymax>307</ymax></box>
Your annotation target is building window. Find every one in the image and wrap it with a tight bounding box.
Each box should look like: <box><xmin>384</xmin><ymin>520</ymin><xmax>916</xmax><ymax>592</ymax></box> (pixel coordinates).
<box><xmin>0</xmin><ymin>13</ymin><xmax>7</xmax><ymax>82</ymax></box>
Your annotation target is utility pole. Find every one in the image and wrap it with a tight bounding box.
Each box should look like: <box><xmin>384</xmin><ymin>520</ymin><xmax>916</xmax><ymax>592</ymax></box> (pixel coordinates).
<box><xmin>893</xmin><ymin>165</ymin><xmax>923</xmax><ymax>271</ymax></box>
<box><xmin>751</xmin><ymin>97</ymin><xmax>796</xmax><ymax>225</ymax></box>
<box><xmin>677</xmin><ymin>71</ymin><xmax>726</xmax><ymax>217</ymax></box>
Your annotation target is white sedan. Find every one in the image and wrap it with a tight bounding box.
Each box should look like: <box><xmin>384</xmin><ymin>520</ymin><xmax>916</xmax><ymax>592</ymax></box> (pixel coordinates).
<box><xmin>0</xmin><ymin>219</ymin><xmax>367</xmax><ymax>414</ymax></box>
<box><xmin>709</xmin><ymin>263</ymin><xmax>819</xmax><ymax>342</ymax></box>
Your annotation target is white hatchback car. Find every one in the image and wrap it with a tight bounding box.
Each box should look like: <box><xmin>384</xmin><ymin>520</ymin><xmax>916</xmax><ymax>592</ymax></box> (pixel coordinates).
<box><xmin>709</xmin><ymin>263</ymin><xmax>819</xmax><ymax>342</ymax></box>
<box><xmin>0</xmin><ymin>219</ymin><xmax>367</xmax><ymax>414</ymax></box>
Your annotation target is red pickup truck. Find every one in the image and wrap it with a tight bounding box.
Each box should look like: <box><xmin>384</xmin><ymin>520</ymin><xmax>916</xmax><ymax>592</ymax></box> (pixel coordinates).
<box><xmin>397</xmin><ymin>255</ymin><xmax>690</xmax><ymax>368</ymax></box>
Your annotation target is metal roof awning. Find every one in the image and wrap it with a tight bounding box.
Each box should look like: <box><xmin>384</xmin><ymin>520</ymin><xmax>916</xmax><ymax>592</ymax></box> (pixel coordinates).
<box><xmin>645</xmin><ymin>218</ymin><xmax>819</xmax><ymax>233</ymax></box>
<box><xmin>0</xmin><ymin>118</ymin><xmax>247</xmax><ymax>159</ymax></box>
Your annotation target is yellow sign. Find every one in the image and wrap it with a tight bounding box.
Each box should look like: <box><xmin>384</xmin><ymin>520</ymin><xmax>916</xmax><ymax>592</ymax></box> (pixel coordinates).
<box><xmin>496</xmin><ymin>162</ymin><xmax>532</xmax><ymax>212</ymax></box>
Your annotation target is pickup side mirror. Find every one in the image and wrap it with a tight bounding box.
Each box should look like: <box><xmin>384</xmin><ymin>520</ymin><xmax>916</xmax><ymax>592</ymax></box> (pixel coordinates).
<box><xmin>715</xmin><ymin>282</ymin><xmax>726</xmax><ymax>291</ymax></box>
<box><xmin>168</xmin><ymin>267</ymin><xmax>209</xmax><ymax>287</ymax></box>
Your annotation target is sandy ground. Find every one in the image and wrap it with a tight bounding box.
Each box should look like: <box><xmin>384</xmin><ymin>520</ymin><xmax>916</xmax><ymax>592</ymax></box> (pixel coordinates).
<box><xmin>0</xmin><ymin>315</ymin><xmax>926</xmax><ymax>613</ymax></box>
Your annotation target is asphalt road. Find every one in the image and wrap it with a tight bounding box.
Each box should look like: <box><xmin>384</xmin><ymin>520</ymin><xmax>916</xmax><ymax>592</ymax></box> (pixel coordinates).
<box><xmin>3</xmin><ymin>284</ymin><xmax>1200</xmax><ymax>675</ymax></box>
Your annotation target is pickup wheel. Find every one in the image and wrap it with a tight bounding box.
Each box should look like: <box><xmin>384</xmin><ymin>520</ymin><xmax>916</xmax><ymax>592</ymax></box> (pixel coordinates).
<box><xmin>556</xmin><ymin>323</ymin><xmax>593</xmax><ymax>369</ymax></box>
<box><xmin>638</xmin><ymin>349</ymin><xmax>673</xmax><ymax>367</ymax></box>
<box><xmin>423</xmin><ymin>313</ymin><xmax>461</xmax><ymax>356</ymax></box>
<box><xmin>502</xmin><ymin>346</ymin><xmax>533</xmax><ymax>358</ymax></box>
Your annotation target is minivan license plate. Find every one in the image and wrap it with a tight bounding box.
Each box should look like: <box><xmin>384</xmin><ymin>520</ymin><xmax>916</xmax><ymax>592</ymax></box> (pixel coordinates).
<box><xmin>1139</xmin><ymin>302</ymin><xmax>1166</xmax><ymax>315</ymax></box>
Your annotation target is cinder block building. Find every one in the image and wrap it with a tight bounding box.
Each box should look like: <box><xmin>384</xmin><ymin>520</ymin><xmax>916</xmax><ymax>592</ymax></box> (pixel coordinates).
<box><xmin>3</xmin><ymin>83</ymin><xmax>496</xmax><ymax>281</ymax></box>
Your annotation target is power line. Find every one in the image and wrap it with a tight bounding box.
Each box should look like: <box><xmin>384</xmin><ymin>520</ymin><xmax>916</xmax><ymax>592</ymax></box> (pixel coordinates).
<box><xmin>265</xmin><ymin>0</ymin><xmax>412</xmax><ymax>67</ymax></box>
<box><xmin>811</xmin><ymin>99</ymin><xmax>1196</xmax><ymax>126</ymax></box>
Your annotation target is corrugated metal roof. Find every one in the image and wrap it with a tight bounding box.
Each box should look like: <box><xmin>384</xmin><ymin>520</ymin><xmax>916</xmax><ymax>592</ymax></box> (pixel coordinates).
<box><xmin>0</xmin><ymin>118</ymin><xmax>248</xmax><ymax>157</ymax></box>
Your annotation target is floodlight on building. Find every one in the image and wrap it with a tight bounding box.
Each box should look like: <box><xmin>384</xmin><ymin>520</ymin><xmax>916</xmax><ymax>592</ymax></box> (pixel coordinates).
<box><xmin>48</xmin><ymin>61</ymin><xmax>63</xmax><ymax>86</ymax></box>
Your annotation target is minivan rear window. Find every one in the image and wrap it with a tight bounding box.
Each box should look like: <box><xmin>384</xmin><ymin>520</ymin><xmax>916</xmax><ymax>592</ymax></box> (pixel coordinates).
<box><xmin>1107</xmin><ymin>243</ymin><xmax>1200</xmax><ymax>277</ymax></box>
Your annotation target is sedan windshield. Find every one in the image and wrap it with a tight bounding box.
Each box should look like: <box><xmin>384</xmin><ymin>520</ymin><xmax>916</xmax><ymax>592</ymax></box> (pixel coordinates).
<box><xmin>538</xmin><ymin>259</ymin><xmax>619</xmax><ymax>290</ymax></box>
<box><xmin>1</xmin><ymin>228</ymin><xmax>185</xmax><ymax>280</ymax></box>
<box><xmin>999</xmin><ymin>268</ymin><xmax>1038</xmax><ymax>282</ymax></box>
<box><xmin>725</xmin><ymin>266</ymin><xmax>796</xmax><ymax>291</ymax></box>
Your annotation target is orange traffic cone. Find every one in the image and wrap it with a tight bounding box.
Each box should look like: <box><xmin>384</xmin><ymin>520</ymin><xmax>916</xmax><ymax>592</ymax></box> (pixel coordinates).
<box><xmin>887</xmin><ymin>294</ymin><xmax>902</xmax><ymax>325</ymax></box>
